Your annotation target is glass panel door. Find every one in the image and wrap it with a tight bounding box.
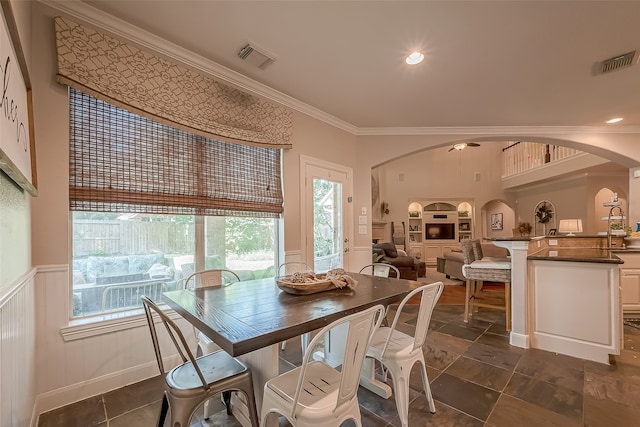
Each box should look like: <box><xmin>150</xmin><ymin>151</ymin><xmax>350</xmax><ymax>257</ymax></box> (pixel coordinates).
<box><xmin>304</xmin><ymin>161</ymin><xmax>351</xmax><ymax>273</ymax></box>
<box><xmin>313</xmin><ymin>177</ymin><xmax>343</xmax><ymax>272</ymax></box>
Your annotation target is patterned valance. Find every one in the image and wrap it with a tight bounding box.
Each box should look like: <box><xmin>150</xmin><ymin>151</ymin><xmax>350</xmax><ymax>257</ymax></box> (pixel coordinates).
<box><xmin>54</xmin><ymin>16</ymin><xmax>293</xmax><ymax>149</ymax></box>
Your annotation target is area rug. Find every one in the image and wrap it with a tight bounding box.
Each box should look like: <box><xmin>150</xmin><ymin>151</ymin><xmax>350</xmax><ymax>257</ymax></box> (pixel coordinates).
<box><xmin>409</xmin><ymin>269</ymin><xmax>505</xmax><ymax>306</ymax></box>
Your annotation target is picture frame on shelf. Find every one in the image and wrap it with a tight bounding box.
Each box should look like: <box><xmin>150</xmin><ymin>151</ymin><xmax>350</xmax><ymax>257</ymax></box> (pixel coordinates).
<box><xmin>491</xmin><ymin>213</ymin><xmax>503</xmax><ymax>230</ymax></box>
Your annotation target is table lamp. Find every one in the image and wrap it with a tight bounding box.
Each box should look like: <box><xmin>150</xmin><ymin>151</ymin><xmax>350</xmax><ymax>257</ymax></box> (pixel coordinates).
<box><xmin>558</xmin><ymin>219</ymin><xmax>583</xmax><ymax>236</ymax></box>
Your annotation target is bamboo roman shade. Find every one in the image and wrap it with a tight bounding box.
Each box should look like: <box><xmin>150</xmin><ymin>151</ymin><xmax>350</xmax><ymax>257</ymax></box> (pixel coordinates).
<box><xmin>69</xmin><ymin>89</ymin><xmax>283</xmax><ymax>217</ymax></box>
<box><xmin>55</xmin><ymin>16</ymin><xmax>293</xmax><ymax>149</ymax></box>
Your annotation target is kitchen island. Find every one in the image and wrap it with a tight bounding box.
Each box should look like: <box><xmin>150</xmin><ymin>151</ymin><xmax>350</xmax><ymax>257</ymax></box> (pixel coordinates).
<box><xmin>527</xmin><ymin>247</ymin><xmax>623</xmax><ymax>364</ymax></box>
<box><xmin>486</xmin><ymin>238</ymin><xmax>623</xmax><ymax>364</ymax></box>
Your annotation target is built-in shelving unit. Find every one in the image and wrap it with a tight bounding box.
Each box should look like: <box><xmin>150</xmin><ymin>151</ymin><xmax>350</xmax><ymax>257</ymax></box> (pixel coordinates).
<box><xmin>407</xmin><ymin>200</ymin><xmax>474</xmax><ymax>265</ymax></box>
<box><xmin>457</xmin><ymin>201</ymin><xmax>473</xmax><ymax>242</ymax></box>
<box><xmin>408</xmin><ymin>202</ymin><xmax>423</xmax><ymax>244</ymax></box>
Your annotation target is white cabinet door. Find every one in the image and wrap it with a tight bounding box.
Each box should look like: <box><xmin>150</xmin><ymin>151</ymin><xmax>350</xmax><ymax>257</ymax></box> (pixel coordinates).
<box><xmin>621</xmin><ymin>269</ymin><xmax>640</xmax><ymax>313</ymax></box>
<box><xmin>615</xmin><ymin>253</ymin><xmax>640</xmax><ymax>314</ymax></box>
<box><xmin>424</xmin><ymin>245</ymin><xmax>441</xmax><ymax>266</ymax></box>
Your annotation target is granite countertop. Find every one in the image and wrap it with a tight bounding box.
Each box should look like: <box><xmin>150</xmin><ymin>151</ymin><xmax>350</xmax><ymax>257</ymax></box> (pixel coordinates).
<box><xmin>527</xmin><ymin>248</ymin><xmax>624</xmax><ymax>264</ymax></box>
<box><xmin>611</xmin><ymin>248</ymin><xmax>640</xmax><ymax>253</ymax></box>
<box><xmin>484</xmin><ymin>237</ymin><xmax>532</xmax><ymax>242</ymax></box>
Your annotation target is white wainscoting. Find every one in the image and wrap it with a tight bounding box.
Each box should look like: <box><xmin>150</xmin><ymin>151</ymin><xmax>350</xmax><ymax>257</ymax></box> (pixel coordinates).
<box><xmin>0</xmin><ymin>269</ymin><xmax>36</xmax><ymax>427</ymax></box>
<box><xmin>32</xmin><ymin>265</ymin><xmax>187</xmax><ymax>424</ymax></box>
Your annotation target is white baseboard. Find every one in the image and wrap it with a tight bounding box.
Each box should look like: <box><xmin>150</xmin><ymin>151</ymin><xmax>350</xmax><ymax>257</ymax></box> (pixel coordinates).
<box><xmin>31</xmin><ymin>355</ymin><xmax>179</xmax><ymax>426</ymax></box>
<box><xmin>509</xmin><ymin>332</ymin><xmax>530</xmax><ymax>348</ymax></box>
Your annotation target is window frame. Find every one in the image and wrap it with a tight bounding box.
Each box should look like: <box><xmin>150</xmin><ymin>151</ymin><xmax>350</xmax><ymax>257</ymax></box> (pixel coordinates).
<box><xmin>66</xmin><ymin>213</ymin><xmax>283</xmax><ymax>336</ymax></box>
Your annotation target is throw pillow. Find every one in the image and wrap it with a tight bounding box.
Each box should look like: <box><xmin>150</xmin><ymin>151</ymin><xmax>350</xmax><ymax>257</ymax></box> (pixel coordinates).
<box><xmin>378</xmin><ymin>242</ymin><xmax>398</xmax><ymax>258</ymax></box>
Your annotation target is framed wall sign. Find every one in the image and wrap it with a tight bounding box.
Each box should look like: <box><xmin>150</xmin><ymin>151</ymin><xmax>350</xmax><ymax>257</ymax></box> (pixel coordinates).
<box><xmin>491</xmin><ymin>213</ymin><xmax>503</xmax><ymax>231</ymax></box>
<box><xmin>0</xmin><ymin>0</ymin><xmax>37</xmax><ymax>196</ymax></box>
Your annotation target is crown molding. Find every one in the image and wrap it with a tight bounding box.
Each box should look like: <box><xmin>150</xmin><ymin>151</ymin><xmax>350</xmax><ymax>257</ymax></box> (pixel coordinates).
<box><xmin>40</xmin><ymin>0</ymin><xmax>358</xmax><ymax>134</ymax></box>
<box><xmin>40</xmin><ymin>1</ymin><xmax>640</xmax><ymax>138</ymax></box>
<box><xmin>355</xmin><ymin>125</ymin><xmax>640</xmax><ymax>136</ymax></box>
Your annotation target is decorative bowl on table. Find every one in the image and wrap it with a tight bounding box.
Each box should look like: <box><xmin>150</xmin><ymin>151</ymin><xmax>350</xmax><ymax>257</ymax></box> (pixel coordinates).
<box><xmin>276</xmin><ymin>269</ymin><xmax>357</xmax><ymax>295</ymax></box>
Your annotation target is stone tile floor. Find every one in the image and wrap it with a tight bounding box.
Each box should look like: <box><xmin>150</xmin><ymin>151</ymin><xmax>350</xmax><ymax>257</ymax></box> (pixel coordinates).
<box><xmin>38</xmin><ymin>279</ymin><xmax>640</xmax><ymax>427</ymax></box>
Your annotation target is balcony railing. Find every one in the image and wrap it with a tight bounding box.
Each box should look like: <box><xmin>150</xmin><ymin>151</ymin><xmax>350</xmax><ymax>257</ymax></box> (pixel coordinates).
<box><xmin>502</xmin><ymin>141</ymin><xmax>581</xmax><ymax>178</ymax></box>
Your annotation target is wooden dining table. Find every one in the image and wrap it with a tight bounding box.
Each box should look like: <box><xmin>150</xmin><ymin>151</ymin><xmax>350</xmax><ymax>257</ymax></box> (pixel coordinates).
<box><xmin>162</xmin><ymin>272</ymin><xmax>420</xmax><ymax>426</ymax></box>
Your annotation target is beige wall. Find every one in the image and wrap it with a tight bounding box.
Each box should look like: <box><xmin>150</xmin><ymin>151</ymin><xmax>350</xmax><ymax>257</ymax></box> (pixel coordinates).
<box><xmin>282</xmin><ymin>112</ymin><xmax>357</xmax><ymax>254</ymax></box>
<box><xmin>370</xmin><ymin>142</ymin><xmax>509</xmax><ymax>236</ymax></box>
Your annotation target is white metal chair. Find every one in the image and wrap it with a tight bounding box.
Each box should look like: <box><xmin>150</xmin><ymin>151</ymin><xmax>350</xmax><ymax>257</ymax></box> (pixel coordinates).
<box><xmin>359</xmin><ymin>262</ymin><xmax>400</xmax><ymax>278</ymax></box>
<box><xmin>278</xmin><ymin>262</ymin><xmax>313</xmax><ymax>351</ymax></box>
<box><xmin>141</xmin><ymin>296</ymin><xmax>259</xmax><ymax>427</ymax></box>
<box><xmin>183</xmin><ymin>269</ymin><xmax>241</xmax><ymax>418</ymax></box>
<box><xmin>183</xmin><ymin>268</ymin><xmax>241</xmax><ymax>290</ymax></box>
<box><xmin>461</xmin><ymin>240</ymin><xmax>512</xmax><ymax>331</ymax></box>
<box><xmin>277</xmin><ymin>261</ymin><xmax>313</xmax><ymax>276</ymax></box>
<box><xmin>364</xmin><ymin>281</ymin><xmax>444</xmax><ymax>427</ymax></box>
<box><xmin>261</xmin><ymin>304</ymin><xmax>386</xmax><ymax>427</ymax></box>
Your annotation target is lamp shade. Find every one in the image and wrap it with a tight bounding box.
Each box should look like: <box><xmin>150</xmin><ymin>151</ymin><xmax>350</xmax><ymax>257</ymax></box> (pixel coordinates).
<box><xmin>558</xmin><ymin>219</ymin><xmax>583</xmax><ymax>236</ymax></box>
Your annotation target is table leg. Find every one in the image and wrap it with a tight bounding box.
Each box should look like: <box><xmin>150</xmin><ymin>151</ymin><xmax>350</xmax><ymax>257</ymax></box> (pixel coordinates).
<box><xmin>231</xmin><ymin>344</ymin><xmax>279</xmax><ymax>427</ymax></box>
<box><xmin>359</xmin><ymin>357</ymin><xmax>392</xmax><ymax>398</ymax></box>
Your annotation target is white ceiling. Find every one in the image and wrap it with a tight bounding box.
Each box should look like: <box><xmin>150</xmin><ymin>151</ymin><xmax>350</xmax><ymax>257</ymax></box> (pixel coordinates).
<box><xmin>66</xmin><ymin>1</ymin><xmax>640</xmax><ymax>131</ymax></box>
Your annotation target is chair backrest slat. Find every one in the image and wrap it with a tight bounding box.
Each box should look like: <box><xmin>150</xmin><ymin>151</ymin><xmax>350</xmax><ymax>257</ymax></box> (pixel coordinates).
<box><xmin>183</xmin><ymin>269</ymin><xmax>240</xmax><ymax>290</ymax></box>
<box><xmin>290</xmin><ymin>304</ymin><xmax>385</xmax><ymax>418</ymax></box>
<box><xmin>384</xmin><ymin>282</ymin><xmax>444</xmax><ymax>355</ymax></box>
<box><xmin>277</xmin><ymin>262</ymin><xmax>313</xmax><ymax>276</ymax></box>
<box><xmin>141</xmin><ymin>296</ymin><xmax>209</xmax><ymax>390</ymax></box>
<box><xmin>359</xmin><ymin>262</ymin><xmax>400</xmax><ymax>278</ymax></box>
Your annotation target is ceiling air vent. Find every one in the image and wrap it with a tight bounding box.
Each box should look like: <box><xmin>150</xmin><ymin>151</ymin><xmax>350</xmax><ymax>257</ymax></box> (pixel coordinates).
<box><xmin>600</xmin><ymin>50</ymin><xmax>638</xmax><ymax>74</ymax></box>
<box><xmin>237</xmin><ymin>43</ymin><xmax>275</xmax><ymax>69</ymax></box>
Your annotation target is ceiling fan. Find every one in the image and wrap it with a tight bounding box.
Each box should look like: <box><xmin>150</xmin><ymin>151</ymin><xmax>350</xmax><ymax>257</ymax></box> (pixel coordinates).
<box><xmin>448</xmin><ymin>142</ymin><xmax>481</xmax><ymax>152</ymax></box>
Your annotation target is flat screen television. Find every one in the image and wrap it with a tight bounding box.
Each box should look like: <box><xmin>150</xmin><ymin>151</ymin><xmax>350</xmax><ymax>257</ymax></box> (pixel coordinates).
<box><xmin>425</xmin><ymin>223</ymin><xmax>455</xmax><ymax>240</ymax></box>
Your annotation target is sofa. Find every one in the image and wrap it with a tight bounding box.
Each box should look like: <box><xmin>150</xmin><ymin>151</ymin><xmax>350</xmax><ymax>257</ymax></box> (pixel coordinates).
<box><xmin>443</xmin><ymin>243</ymin><xmax>509</xmax><ymax>280</ymax></box>
<box><xmin>372</xmin><ymin>242</ymin><xmax>426</xmax><ymax>280</ymax></box>
<box><xmin>72</xmin><ymin>252</ymin><xmax>175</xmax><ymax>315</ymax></box>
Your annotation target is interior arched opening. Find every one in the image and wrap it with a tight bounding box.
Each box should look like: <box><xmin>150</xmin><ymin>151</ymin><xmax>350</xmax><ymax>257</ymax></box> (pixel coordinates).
<box><xmin>371</xmin><ymin>138</ymin><xmax>631</xmax><ymax>245</ymax></box>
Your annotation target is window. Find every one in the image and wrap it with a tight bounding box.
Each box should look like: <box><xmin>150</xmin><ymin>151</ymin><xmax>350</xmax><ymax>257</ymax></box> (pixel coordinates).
<box><xmin>71</xmin><ymin>213</ymin><xmax>278</xmax><ymax>317</ymax></box>
<box><xmin>69</xmin><ymin>89</ymin><xmax>282</xmax><ymax>318</ymax></box>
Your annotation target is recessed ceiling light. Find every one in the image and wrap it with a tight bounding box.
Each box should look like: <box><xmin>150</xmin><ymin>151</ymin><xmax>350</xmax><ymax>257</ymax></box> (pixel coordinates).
<box><xmin>605</xmin><ymin>117</ymin><xmax>624</xmax><ymax>124</ymax></box>
<box><xmin>405</xmin><ymin>52</ymin><xmax>424</xmax><ymax>65</ymax></box>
